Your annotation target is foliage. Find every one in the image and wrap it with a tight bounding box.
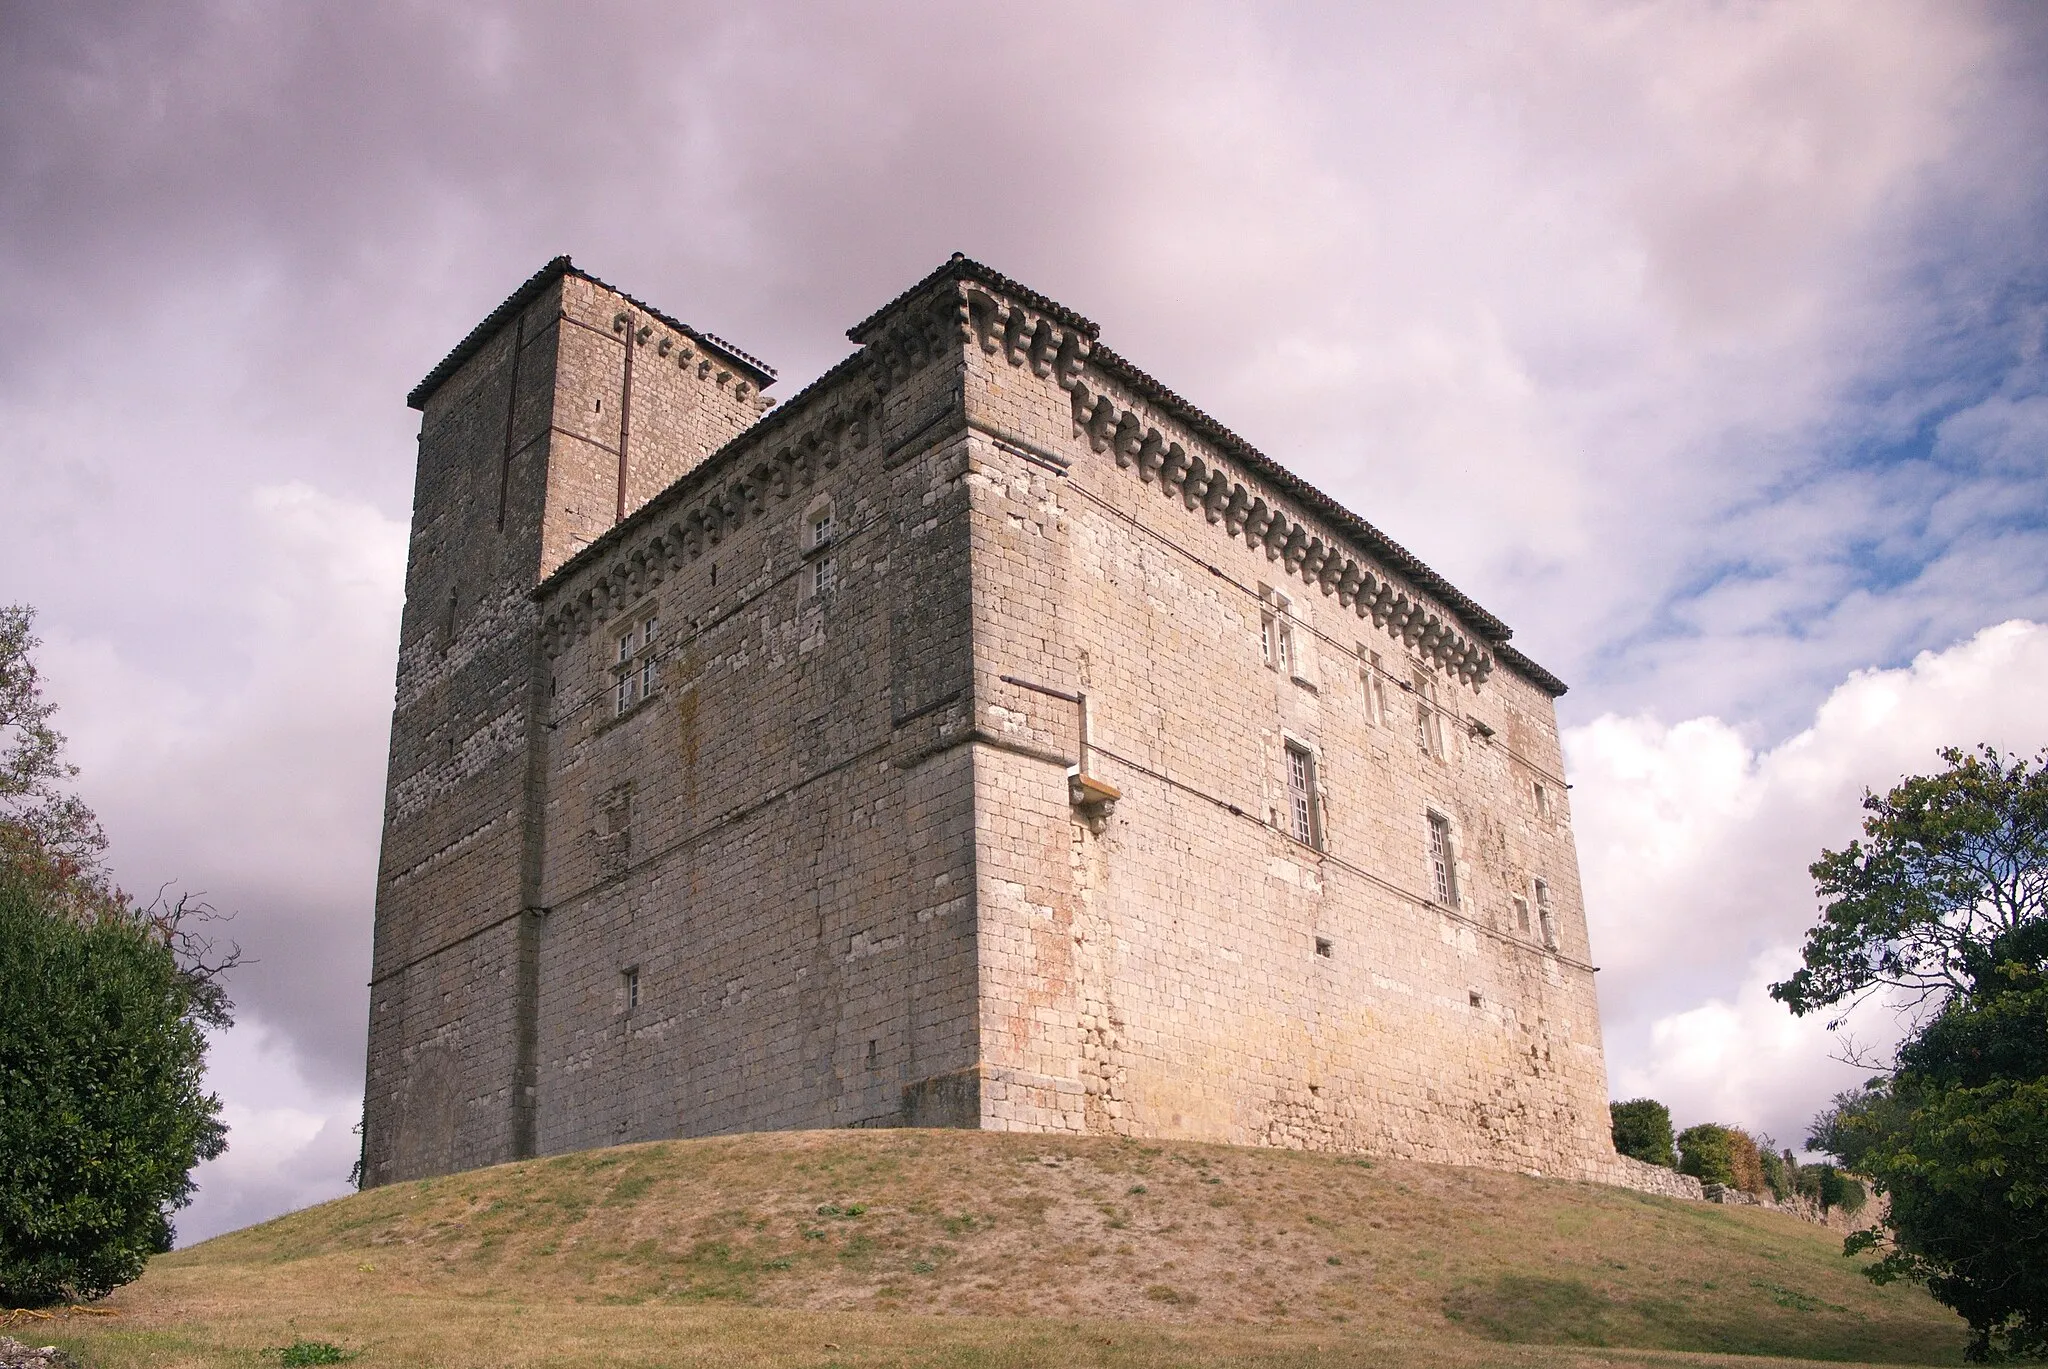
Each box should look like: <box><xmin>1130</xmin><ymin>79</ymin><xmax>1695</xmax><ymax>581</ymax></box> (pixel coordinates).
<box><xmin>1675</xmin><ymin>1124</ymin><xmax>1766</xmax><ymax>1195</ymax></box>
<box><xmin>0</xmin><ymin>606</ymin><xmax>237</xmax><ymax>1305</ymax></box>
<box><xmin>1608</xmin><ymin>1099</ymin><xmax>1676</xmax><ymax>1168</ymax></box>
<box><xmin>1781</xmin><ymin>747</ymin><xmax>2048</xmax><ymax>1360</ymax></box>
<box><xmin>1813</xmin><ymin>936</ymin><xmax>2048</xmax><ymax>1361</ymax></box>
<box><xmin>0</xmin><ymin>605</ymin><xmax>116</xmax><ymax>919</ymax></box>
<box><xmin>1758</xmin><ymin>1147</ymin><xmax>1793</xmax><ymax>1203</ymax></box>
<box><xmin>0</xmin><ymin>870</ymin><xmax>228</xmax><ymax>1304</ymax></box>
<box><xmin>1771</xmin><ymin>745</ymin><xmax>2048</xmax><ymax>1023</ymax></box>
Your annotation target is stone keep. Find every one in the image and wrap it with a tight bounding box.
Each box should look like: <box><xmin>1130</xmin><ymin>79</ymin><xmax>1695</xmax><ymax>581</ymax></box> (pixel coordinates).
<box><xmin>363</xmin><ymin>254</ymin><xmax>1653</xmax><ymax>1192</ymax></box>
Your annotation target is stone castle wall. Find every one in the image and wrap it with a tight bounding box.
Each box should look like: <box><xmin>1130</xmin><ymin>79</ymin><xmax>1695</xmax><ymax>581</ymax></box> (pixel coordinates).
<box><xmin>365</xmin><ymin>257</ymin><xmax>1636</xmax><ymax>1192</ymax></box>
<box><xmin>946</xmin><ymin>280</ymin><xmax>1617</xmax><ymax>1175</ymax></box>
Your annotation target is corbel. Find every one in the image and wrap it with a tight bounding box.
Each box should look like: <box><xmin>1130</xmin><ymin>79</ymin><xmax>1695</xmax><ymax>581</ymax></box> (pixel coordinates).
<box><xmin>1242</xmin><ymin>498</ymin><xmax>1272</xmax><ymax>545</ymax></box>
<box><xmin>1028</xmin><ymin>319</ymin><xmax>1059</xmax><ymax>377</ymax></box>
<box><xmin>1159</xmin><ymin>442</ymin><xmax>1190</xmax><ymax>489</ymax></box>
<box><xmin>1281</xmin><ymin>525</ymin><xmax>1311</xmax><ymax>571</ymax></box>
<box><xmin>1263</xmin><ymin>512</ymin><xmax>1293</xmax><ymax>561</ymax></box>
<box><xmin>1181</xmin><ymin>456</ymin><xmax>1210</xmax><ymax>510</ymax></box>
<box><xmin>1003</xmin><ymin>305</ymin><xmax>1032</xmax><ymax>366</ymax></box>
<box><xmin>1216</xmin><ymin>480</ymin><xmax>1247</xmax><ymax>529</ymax></box>
<box><xmin>1112</xmin><ymin>411</ymin><xmax>1145</xmax><ymax>469</ymax></box>
<box><xmin>1083</xmin><ymin>395</ymin><xmax>1119</xmax><ymax>452</ymax></box>
<box><xmin>1054</xmin><ymin>330</ymin><xmax>1090</xmax><ymax>389</ymax></box>
<box><xmin>1135</xmin><ymin>429</ymin><xmax>1166</xmax><ymax>481</ymax></box>
<box><xmin>1337</xmin><ymin>562</ymin><xmax>1364</xmax><ymax>607</ymax></box>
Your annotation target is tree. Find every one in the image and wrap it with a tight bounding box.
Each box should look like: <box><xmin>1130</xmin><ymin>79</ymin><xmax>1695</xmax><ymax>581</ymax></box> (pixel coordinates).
<box><xmin>1777</xmin><ymin>747</ymin><xmax>2048</xmax><ymax>1361</ymax></box>
<box><xmin>0</xmin><ymin>605</ymin><xmax>111</xmax><ymax>914</ymax></box>
<box><xmin>0</xmin><ymin>872</ymin><xmax>227</xmax><ymax>1303</ymax></box>
<box><xmin>1610</xmin><ymin>1098</ymin><xmax>1678</xmax><ymax>1168</ymax></box>
<box><xmin>1771</xmin><ymin>745</ymin><xmax>2048</xmax><ymax>1026</ymax></box>
<box><xmin>0</xmin><ymin>605</ymin><xmax>235</xmax><ymax>1304</ymax></box>
<box><xmin>1676</xmin><ymin>1123</ymin><xmax>1766</xmax><ymax>1195</ymax></box>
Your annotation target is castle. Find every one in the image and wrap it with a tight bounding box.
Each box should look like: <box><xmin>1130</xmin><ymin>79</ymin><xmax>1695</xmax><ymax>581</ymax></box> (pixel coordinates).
<box><xmin>363</xmin><ymin>255</ymin><xmax>1673</xmax><ymax>1195</ymax></box>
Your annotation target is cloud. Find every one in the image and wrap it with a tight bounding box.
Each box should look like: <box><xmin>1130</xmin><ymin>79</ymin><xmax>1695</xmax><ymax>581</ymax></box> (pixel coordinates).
<box><xmin>176</xmin><ymin>1015</ymin><xmax>360</xmax><ymax>1245</ymax></box>
<box><xmin>1571</xmin><ymin>619</ymin><xmax>2048</xmax><ymax>1148</ymax></box>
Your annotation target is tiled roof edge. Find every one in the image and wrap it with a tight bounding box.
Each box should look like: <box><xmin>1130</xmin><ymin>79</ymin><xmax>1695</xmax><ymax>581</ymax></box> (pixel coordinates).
<box><xmin>846</xmin><ymin>253</ymin><xmax>1100</xmax><ymax>345</ymax></box>
<box><xmin>406</xmin><ymin>256</ymin><xmax>777</xmax><ymax>412</ymax></box>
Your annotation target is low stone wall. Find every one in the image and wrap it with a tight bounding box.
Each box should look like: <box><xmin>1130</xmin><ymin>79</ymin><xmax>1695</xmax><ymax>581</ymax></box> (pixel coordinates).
<box><xmin>1599</xmin><ymin>1153</ymin><xmax>1706</xmax><ymax>1200</ymax></box>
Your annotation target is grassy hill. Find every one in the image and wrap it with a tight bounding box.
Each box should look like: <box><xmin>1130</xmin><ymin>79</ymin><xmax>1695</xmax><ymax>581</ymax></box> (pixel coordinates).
<box><xmin>45</xmin><ymin>1129</ymin><xmax>1963</xmax><ymax>1368</ymax></box>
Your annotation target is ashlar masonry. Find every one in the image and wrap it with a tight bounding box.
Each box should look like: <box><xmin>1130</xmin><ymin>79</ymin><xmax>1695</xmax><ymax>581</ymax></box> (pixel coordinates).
<box><xmin>362</xmin><ymin>254</ymin><xmax>1678</xmax><ymax>1198</ymax></box>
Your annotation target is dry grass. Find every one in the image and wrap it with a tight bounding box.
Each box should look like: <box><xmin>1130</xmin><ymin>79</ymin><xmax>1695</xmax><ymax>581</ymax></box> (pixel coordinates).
<box><xmin>43</xmin><ymin>1129</ymin><xmax>1965</xmax><ymax>1367</ymax></box>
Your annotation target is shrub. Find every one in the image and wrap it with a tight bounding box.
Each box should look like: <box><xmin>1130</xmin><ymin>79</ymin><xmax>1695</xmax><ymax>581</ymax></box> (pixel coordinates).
<box><xmin>1676</xmin><ymin>1124</ymin><xmax>1734</xmax><ymax>1186</ymax></box>
<box><xmin>1609</xmin><ymin>1099</ymin><xmax>1676</xmax><ymax>1168</ymax></box>
<box><xmin>1676</xmin><ymin>1124</ymin><xmax>1768</xmax><ymax>1195</ymax></box>
<box><xmin>0</xmin><ymin>871</ymin><xmax>227</xmax><ymax>1304</ymax></box>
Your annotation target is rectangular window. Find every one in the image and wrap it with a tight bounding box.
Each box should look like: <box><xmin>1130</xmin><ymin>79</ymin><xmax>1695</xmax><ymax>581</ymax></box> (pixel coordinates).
<box><xmin>1364</xmin><ymin>649</ymin><xmax>1388</xmax><ymax>725</ymax></box>
<box><xmin>1533</xmin><ymin>781</ymin><xmax>1551</xmax><ymax>818</ymax></box>
<box><xmin>1414</xmin><ymin>668</ymin><xmax>1443</xmax><ymax>759</ymax></box>
<box><xmin>1261</xmin><ymin>588</ymin><xmax>1292</xmax><ymax>673</ymax></box>
<box><xmin>1535</xmin><ymin>878</ymin><xmax>1558</xmax><ymax>950</ymax></box>
<box><xmin>1427</xmin><ymin>812</ymin><xmax>1457</xmax><ymax>906</ymax></box>
<box><xmin>640</xmin><ymin>656</ymin><xmax>657</xmax><ymax>698</ymax></box>
<box><xmin>1285</xmin><ymin>742</ymin><xmax>1319</xmax><ymax>848</ymax></box>
<box><xmin>617</xmin><ymin>632</ymin><xmax>633</xmax><ymax>665</ymax></box>
<box><xmin>813</xmin><ymin>554</ymin><xmax>837</xmax><ymax>597</ymax></box>
<box><xmin>643</xmin><ymin>616</ymin><xmax>659</xmax><ymax>649</ymax></box>
<box><xmin>811</xmin><ymin>508</ymin><xmax>835</xmax><ymax>547</ymax></box>
<box><xmin>622</xmin><ymin>967</ymin><xmax>640</xmax><ymax>1011</ymax></box>
<box><xmin>614</xmin><ymin>675</ymin><xmax>633</xmax><ymax>717</ymax></box>
<box><xmin>1315</xmin><ymin>936</ymin><xmax>1334</xmax><ymax>959</ymax></box>
<box><xmin>1513</xmin><ymin>894</ymin><xmax>1531</xmax><ymax>934</ymax></box>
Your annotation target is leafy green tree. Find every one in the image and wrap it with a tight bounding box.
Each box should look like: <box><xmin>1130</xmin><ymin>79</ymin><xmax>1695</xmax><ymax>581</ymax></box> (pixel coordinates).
<box><xmin>0</xmin><ymin>605</ymin><xmax>235</xmax><ymax>1304</ymax></box>
<box><xmin>1771</xmin><ymin>745</ymin><xmax>2048</xmax><ymax>1024</ymax></box>
<box><xmin>1777</xmin><ymin>747</ymin><xmax>2048</xmax><ymax>1360</ymax></box>
<box><xmin>0</xmin><ymin>872</ymin><xmax>227</xmax><ymax>1303</ymax></box>
<box><xmin>1609</xmin><ymin>1098</ymin><xmax>1677</xmax><ymax>1167</ymax></box>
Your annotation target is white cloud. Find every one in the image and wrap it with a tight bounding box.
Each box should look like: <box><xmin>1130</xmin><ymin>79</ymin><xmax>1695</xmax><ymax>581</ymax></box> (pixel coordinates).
<box><xmin>178</xmin><ymin>1014</ymin><xmax>360</xmax><ymax>1246</ymax></box>
<box><xmin>1572</xmin><ymin>619</ymin><xmax>2048</xmax><ymax>1147</ymax></box>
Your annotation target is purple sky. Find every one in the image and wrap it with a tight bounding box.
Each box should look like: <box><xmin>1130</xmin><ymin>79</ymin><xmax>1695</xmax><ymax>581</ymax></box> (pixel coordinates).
<box><xmin>4</xmin><ymin>2</ymin><xmax>2046</xmax><ymax>1241</ymax></box>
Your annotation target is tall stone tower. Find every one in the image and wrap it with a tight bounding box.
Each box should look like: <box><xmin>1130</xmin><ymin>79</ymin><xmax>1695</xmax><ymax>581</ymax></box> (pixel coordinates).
<box><xmin>364</xmin><ymin>259</ymin><xmax>773</xmax><ymax>1180</ymax></box>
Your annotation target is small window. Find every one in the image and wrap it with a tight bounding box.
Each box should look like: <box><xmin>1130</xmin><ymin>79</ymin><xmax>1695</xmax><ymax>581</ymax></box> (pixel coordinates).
<box><xmin>614</xmin><ymin>674</ymin><xmax>635</xmax><ymax>717</ymax></box>
<box><xmin>1533</xmin><ymin>781</ymin><xmax>1552</xmax><ymax>818</ymax></box>
<box><xmin>1427</xmin><ymin>812</ymin><xmax>1457</xmax><ymax>907</ymax></box>
<box><xmin>812</xmin><ymin>554</ymin><xmax>838</xmax><ymax>597</ymax></box>
<box><xmin>1261</xmin><ymin>588</ymin><xmax>1293</xmax><ymax>673</ymax></box>
<box><xmin>617</xmin><ymin>631</ymin><xmax>633</xmax><ymax>665</ymax></box>
<box><xmin>1414</xmin><ymin>668</ymin><xmax>1443</xmax><ymax>759</ymax></box>
<box><xmin>1315</xmin><ymin>936</ymin><xmax>1334</xmax><ymax>959</ymax></box>
<box><xmin>1535</xmin><ymin>879</ymin><xmax>1558</xmax><ymax>951</ymax></box>
<box><xmin>1469</xmin><ymin>990</ymin><xmax>1484</xmax><ymax>1009</ymax></box>
<box><xmin>810</xmin><ymin>506</ymin><xmax>836</xmax><ymax>548</ymax></box>
<box><xmin>640</xmin><ymin>655</ymin><xmax>657</xmax><ymax>698</ymax></box>
<box><xmin>1285</xmin><ymin>742</ymin><xmax>1320</xmax><ymax>848</ymax></box>
<box><xmin>1513</xmin><ymin>895</ymin><xmax>1531</xmax><ymax>934</ymax></box>
<box><xmin>865</xmin><ymin>1038</ymin><xmax>879</xmax><ymax>1069</ymax></box>
<box><xmin>643</xmin><ymin>616</ymin><xmax>660</xmax><ymax>649</ymax></box>
<box><xmin>622</xmin><ymin>967</ymin><xmax>640</xmax><ymax>1011</ymax></box>
<box><xmin>1363</xmin><ymin>648</ymin><xmax>1389</xmax><ymax>726</ymax></box>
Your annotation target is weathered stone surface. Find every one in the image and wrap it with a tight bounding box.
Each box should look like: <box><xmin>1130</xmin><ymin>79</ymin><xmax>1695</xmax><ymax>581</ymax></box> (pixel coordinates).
<box><xmin>364</xmin><ymin>255</ymin><xmax>1651</xmax><ymax>1197</ymax></box>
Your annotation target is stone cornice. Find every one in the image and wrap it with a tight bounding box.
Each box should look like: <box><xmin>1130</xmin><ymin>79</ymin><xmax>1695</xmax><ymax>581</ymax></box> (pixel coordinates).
<box><xmin>958</xmin><ymin>278</ymin><xmax>1561</xmax><ymax>694</ymax></box>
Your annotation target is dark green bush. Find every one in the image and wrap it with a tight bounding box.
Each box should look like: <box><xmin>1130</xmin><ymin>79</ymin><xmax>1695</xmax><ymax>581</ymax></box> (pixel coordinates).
<box><xmin>0</xmin><ymin>871</ymin><xmax>226</xmax><ymax>1304</ymax></box>
<box><xmin>1676</xmin><ymin>1123</ymin><xmax>1735</xmax><ymax>1187</ymax></box>
<box><xmin>1609</xmin><ymin>1098</ymin><xmax>1676</xmax><ymax>1168</ymax></box>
